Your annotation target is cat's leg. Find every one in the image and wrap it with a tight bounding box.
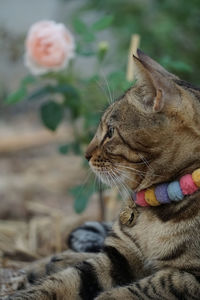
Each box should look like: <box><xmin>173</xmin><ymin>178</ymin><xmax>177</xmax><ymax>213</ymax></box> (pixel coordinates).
<box><xmin>7</xmin><ymin>228</ymin><xmax>145</xmax><ymax>300</ymax></box>
<box><xmin>25</xmin><ymin>221</ymin><xmax>111</xmax><ymax>284</ymax></box>
<box><xmin>95</xmin><ymin>268</ymin><xmax>200</xmax><ymax>300</ymax></box>
<box><xmin>8</xmin><ymin>255</ymin><xmax>107</xmax><ymax>300</ymax></box>
<box><xmin>25</xmin><ymin>250</ymin><xmax>97</xmax><ymax>284</ymax></box>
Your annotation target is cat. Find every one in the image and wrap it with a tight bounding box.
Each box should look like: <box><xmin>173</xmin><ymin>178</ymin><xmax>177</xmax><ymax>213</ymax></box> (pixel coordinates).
<box><xmin>7</xmin><ymin>50</ymin><xmax>200</xmax><ymax>299</ymax></box>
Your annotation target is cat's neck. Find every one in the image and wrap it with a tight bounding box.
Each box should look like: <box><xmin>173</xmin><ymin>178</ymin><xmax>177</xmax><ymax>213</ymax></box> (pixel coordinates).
<box><xmin>133</xmin><ymin>167</ymin><xmax>200</xmax><ymax>207</ymax></box>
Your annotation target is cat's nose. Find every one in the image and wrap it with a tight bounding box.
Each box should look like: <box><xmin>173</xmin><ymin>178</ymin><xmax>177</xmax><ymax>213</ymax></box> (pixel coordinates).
<box><xmin>85</xmin><ymin>137</ymin><xmax>97</xmax><ymax>161</ymax></box>
<box><xmin>85</xmin><ymin>152</ymin><xmax>92</xmax><ymax>161</ymax></box>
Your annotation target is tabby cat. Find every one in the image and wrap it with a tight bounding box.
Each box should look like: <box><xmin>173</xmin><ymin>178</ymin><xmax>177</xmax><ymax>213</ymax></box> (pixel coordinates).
<box><xmin>7</xmin><ymin>50</ymin><xmax>200</xmax><ymax>300</ymax></box>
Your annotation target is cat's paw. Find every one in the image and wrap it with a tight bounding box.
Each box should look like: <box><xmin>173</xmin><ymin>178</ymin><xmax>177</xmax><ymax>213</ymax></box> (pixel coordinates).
<box><xmin>26</xmin><ymin>250</ymin><xmax>79</xmax><ymax>284</ymax></box>
<box><xmin>68</xmin><ymin>221</ymin><xmax>111</xmax><ymax>252</ymax></box>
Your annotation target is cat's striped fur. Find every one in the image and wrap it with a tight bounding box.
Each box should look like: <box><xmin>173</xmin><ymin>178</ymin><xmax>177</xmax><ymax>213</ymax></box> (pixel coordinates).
<box><xmin>7</xmin><ymin>50</ymin><xmax>200</xmax><ymax>299</ymax></box>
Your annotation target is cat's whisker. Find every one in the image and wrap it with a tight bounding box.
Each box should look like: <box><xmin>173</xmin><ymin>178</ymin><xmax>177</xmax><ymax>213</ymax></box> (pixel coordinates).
<box><xmin>107</xmin><ymin>172</ymin><xmax>116</xmax><ymax>187</ymax></box>
<box><xmin>115</xmin><ymin>176</ymin><xmax>131</xmax><ymax>196</ymax></box>
<box><xmin>115</xmin><ymin>179</ymin><xmax>131</xmax><ymax>200</ymax></box>
<box><xmin>111</xmin><ymin>84</ymin><xmax>115</xmax><ymax>104</ymax></box>
<box><xmin>81</xmin><ymin>168</ymin><xmax>94</xmax><ymax>187</ymax></box>
<box><xmin>137</xmin><ymin>153</ymin><xmax>153</xmax><ymax>170</ymax></box>
<box><xmin>98</xmin><ymin>170</ymin><xmax>115</xmax><ymax>187</ymax></box>
<box><xmin>112</xmin><ymin>165</ymin><xmax>142</xmax><ymax>184</ymax></box>
<box><xmin>114</xmin><ymin>162</ymin><xmax>146</xmax><ymax>171</ymax></box>
<box><xmin>137</xmin><ymin>154</ymin><xmax>158</xmax><ymax>175</ymax></box>
<box><xmin>110</xmin><ymin>168</ymin><xmax>132</xmax><ymax>199</ymax></box>
<box><xmin>109</xmin><ymin>173</ymin><xmax>125</xmax><ymax>200</ymax></box>
<box><xmin>95</xmin><ymin>79</ymin><xmax>112</xmax><ymax>105</ymax></box>
<box><xmin>111</xmin><ymin>166</ymin><xmax>141</xmax><ymax>197</ymax></box>
<box><xmin>114</xmin><ymin>163</ymin><xmax>146</xmax><ymax>176</ymax></box>
<box><xmin>101</xmin><ymin>71</ymin><xmax>114</xmax><ymax>104</ymax></box>
<box><xmin>134</xmin><ymin>154</ymin><xmax>164</xmax><ymax>178</ymax></box>
<box><xmin>93</xmin><ymin>172</ymin><xmax>99</xmax><ymax>190</ymax></box>
<box><xmin>112</xmin><ymin>167</ymin><xmax>134</xmax><ymax>183</ymax></box>
<box><xmin>101</xmin><ymin>169</ymin><xmax>123</xmax><ymax>199</ymax></box>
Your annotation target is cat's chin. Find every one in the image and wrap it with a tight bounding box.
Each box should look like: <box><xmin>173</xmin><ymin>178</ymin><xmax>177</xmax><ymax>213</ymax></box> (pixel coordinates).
<box><xmin>93</xmin><ymin>170</ymin><xmax>113</xmax><ymax>187</ymax></box>
<box><xmin>90</xmin><ymin>166</ymin><xmax>116</xmax><ymax>187</ymax></box>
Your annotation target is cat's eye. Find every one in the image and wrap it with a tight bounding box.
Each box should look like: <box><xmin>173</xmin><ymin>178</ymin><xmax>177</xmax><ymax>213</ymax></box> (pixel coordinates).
<box><xmin>107</xmin><ymin>126</ymin><xmax>114</xmax><ymax>138</ymax></box>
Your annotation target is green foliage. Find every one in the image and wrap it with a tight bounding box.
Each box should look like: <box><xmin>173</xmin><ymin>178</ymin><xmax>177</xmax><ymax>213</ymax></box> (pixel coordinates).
<box><xmin>108</xmin><ymin>71</ymin><xmax>135</xmax><ymax>92</ymax></box>
<box><xmin>70</xmin><ymin>183</ymin><xmax>94</xmax><ymax>213</ymax></box>
<box><xmin>85</xmin><ymin>0</ymin><xmax>200</xmax><ymax>83</ymax></box>
<box><xmin>5</xmin><ymin>75</ymin><xmax>36</xmax><ymax>104</ymax></box>
<box><xmin>73</xmin><ymin>18</ymin><xmax>88</xmax><ymax>35</ymax></box>
<box><xmin>41</xmin><ymin>101</ymin><xmax>64</xmax><ymax>131</ymax></box>
<box><xmin>5</xmin><ymin>86</ymin><xmax>27</xmax><ymax>104</ymax></box>
<box><xmin>59</xmin><ymin>142</ymin><xmax>81</xmax><ymax>155</ymax></box>
<box><xmin>92</xmin><ymin>15</ymin><xmax>114</xmax><ymax>31</ymax></box>
<box><xmin>160</xmin><ymin>56</ymin><xmax>192</xmax><ymax>74</ymax></box>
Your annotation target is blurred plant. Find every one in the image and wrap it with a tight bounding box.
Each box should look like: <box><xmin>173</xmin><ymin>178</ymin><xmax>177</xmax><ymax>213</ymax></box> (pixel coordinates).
<box><xmin>84</xmin><ymin>0</ymin><xmax>199</xmax><ymax>83</ymax></box>
<box><xmin>4</xmin><ymin>17</ymin><xmax>132</xmax><ymax>217</ymax></box>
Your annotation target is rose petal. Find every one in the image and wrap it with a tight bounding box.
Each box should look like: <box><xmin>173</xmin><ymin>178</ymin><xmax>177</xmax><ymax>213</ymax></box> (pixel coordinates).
<box><xmin>25</xmin><ymin>20</ymin><xmax>75</xmax><ymax>75</ymax></box>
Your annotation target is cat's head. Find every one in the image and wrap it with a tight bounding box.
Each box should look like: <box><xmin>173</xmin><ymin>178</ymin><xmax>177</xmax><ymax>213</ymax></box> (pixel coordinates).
<box><xmin>85</xmin><ymin>50</ymin><xmax>200</xmax><ymax>192</ymax></box>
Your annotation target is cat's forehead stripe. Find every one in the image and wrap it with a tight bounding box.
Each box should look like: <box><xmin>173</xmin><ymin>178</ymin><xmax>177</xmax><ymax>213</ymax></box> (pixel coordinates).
<box><xmin>102</xmin><ymin>104</ymin><xmax>114</xmax><ymax>123</ymax></box>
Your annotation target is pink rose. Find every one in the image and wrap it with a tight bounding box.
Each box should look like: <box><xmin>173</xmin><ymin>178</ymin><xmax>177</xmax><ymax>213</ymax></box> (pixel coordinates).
<box><xmin>25</xmin><ymin>20</ymin><xmax>75</xmax><ymax>75</ymax></box>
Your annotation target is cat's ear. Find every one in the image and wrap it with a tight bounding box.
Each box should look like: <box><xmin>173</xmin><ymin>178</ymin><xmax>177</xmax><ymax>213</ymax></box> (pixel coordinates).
<box><xmin>132</xmin><ymin>51</ymin><xmax>179</xmax><ymax>112</ymax></box>
<box><xmin>137</xmin><ymin>49</ymin><xmax>178</xmax><ymax>80</ymax></box>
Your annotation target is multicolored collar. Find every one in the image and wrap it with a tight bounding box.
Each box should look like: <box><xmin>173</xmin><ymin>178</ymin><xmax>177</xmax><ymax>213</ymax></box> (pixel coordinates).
<box><xmin>132</xmin><ymin>168</ymin><xmax>200</xmax><ymax>207</ymax></box>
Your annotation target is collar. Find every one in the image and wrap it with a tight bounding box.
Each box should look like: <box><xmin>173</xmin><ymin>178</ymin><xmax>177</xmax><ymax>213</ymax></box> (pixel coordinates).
<box><xmin>132</xmin><ymin>168</ymin><xmax>200</xmax><ymax>207</ymax></box>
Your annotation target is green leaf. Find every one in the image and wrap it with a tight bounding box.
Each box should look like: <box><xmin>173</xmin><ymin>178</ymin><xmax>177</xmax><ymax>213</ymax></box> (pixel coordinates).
<box><xmin>26</xmin><ymin>84</ymin><xmax>79</xmax><ymax>101</ymax></box>
<box><xmin>21</xmin><ymin>75</ymin><xmax>36</xmax><ymax>85</ymax></box>
<box><xmin>4</xmin><ymin>86</ymin><xmax>27</xmax><ymax>104</ymax></box>
<box><xmin>40</xmin><ymin>101</ymin><xmax>64</xmax><ymax>131</ymax></box>
<box><xmin>4</xmin><ymin>75</ymin><xmax>36</xmax><ymax>104</ymax></box>
<box><xmin>74</xmin><ymin>193</ymin><xmax>89</xmax><ymax>213</ymax></box>
<box><xmin>70</xmin><ymin>184</ymin><xmax>94</xmax><ymax>214</ymax></box>
<box><xmin>26</xmin><ymin>87</ymin><xmax>50</xmax><ymax>101</ymax></box>
<box><xmin>59</xmin><ymin>142</ymin><xmax>82</xmax><ymax>155</ymax></box>
<box><xmin>52</xmin><ymin>85</ymin><xmax>79</xmax><ymax>98</ymax></box>
<box><xmin>71</xmin><ymin>142</ymin><xmax>81</xmax><ymax>155</ymax></box>
<box><xmin>59</xmin><ymin>143</ymin><xmax>71</xmax><ymax>155</ymax></box>
<box><xmin>82</xmin><ymin>31</ymin><xmax>95</xmax><ymax>42</ymax></box>
<box><xmin>73</xmin><ymin>18</ymin><xmax>88</xmax><ymax>34</ymax></box>
<box><xmin>73</xmin><ymin>18</ymin><xmax>95</xmax><ymax>42</ymax></box>
<box><xmin>92</xmin><ymin>15</ymin><xmax>114</xmax><ymax>31</ymax></box>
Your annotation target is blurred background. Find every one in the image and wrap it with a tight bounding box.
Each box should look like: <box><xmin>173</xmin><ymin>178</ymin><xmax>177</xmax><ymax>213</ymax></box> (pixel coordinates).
<box><xmin>0</xmin><ymin>0</ymin><xmax>200</xmax><ymax>296</ymax></box>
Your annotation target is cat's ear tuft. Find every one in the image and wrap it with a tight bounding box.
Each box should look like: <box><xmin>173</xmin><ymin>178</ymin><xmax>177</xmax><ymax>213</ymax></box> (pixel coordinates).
<box><xmin>131</xmin><ymin>54</ymin><xmax>156</xmax><ymax>98</ymax></box>
<box><xmin>131</xmin><ymin>55</ymin><xmax>158</xmax><ymax>111</ymax></box>
<box><xmin>136</xmin><ymin>49</ymin><xmax>178</xmax><ymax>80</ymax></box>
